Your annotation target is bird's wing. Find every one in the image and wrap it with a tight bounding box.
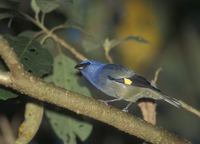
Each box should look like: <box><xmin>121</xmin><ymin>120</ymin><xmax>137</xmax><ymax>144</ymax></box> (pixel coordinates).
<box><xmin>100</xmin><ymin>64</ymin><xmax>134</xmax><ymax>79</ymax></box>
<box><xmin>105</xmin><ymin>66</ymin><xmax>160</xmax><ymax>92</ymax></box>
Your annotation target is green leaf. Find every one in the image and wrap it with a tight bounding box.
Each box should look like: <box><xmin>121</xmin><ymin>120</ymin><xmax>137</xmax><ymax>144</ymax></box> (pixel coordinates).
<box><xmin>4</xmin><ymin>35</ymin><xmax>53</xmax><ymax>77</ymax></box>
<box><xmin>125</xmin><ymin>35</ymin><xmax>149</xmax><ymax>44</ymax></box>
<box><xmin>0</xmin><ymin>35</ymin><xmax>53</xmax><ymax>101</ymax></box>
<box><xmin>0</xmin><ymin>0</ymin><xmax>19</xmax><ymax>9</ymax></box>
<box><xmin>46</xmin><ymin>110</ymin><xmax>92</xmax><ymax>144</ymax></box>
<box><xmin>0</xmin><ymin>60</ymin><xmax>16</xmax><ymax>101</ymax></box>
<box><xmin>18</xmin><ymin>30</ymin><xmax>57</xmax><ymax>57</ymax></box>
<box><xmin>0</xmin><ymin>13</ymin><xmax>13</xmax><ymax>20</ymax></box>
<box><xmin>59</xmin><ymin>0</ymin><xmax>84</xmax><ymax>24</ymax></box>
<box><xmin>0</xmin><ymin>60</ymin><xmax>8</xmax><ymax>71</ymax></box>
<box><xmin>18</xmin><ymin>31</ymin><xmax>37</xmax><ymax>39</ymax></box>
<box><xmin>47</xmin><ymin>53</ymin><xmax>91</xmax><ymax>96</ymax></box>
<box><xmin>35</xmin><ymin>0</ymin><xmax>60</xmax><ymax>13</ymax></box>
<box><xmin>0</xmin><ymin>2</ymin><xmax>13</xmax><ymax>9</ymax></box>
<box><xmin>44</xmin><ymin>54</ymin><xmax>92</xmax><ymax>144</ymax></box>
<box><xmin>0</xmin><ymin>87</ymin><xmax>18</xmax><ymax>100</ymax></box>
<box><xmin>31</xmin><ymin>0</ymin><xmax>40</xmax><ymax>15</ymax></box>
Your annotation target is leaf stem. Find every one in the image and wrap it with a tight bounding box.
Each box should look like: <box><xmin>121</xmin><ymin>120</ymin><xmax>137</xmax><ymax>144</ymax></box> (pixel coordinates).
<box><xmin>20</xmin><ymin>12</ymin><xmax>87</xmax><ymax>61</ymax></box>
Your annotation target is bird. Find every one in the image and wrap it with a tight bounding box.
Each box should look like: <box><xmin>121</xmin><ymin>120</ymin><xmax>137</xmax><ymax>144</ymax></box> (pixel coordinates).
<box><xmin>75</xmin><ymin>60</ymin><xmax>181</xmax><ymax>111</ymax></box>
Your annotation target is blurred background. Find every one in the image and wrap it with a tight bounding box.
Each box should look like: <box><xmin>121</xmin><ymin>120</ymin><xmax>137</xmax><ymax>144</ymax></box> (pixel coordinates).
<box><xmin>0</xmin><ymin>0</ymin><xmax>200</xmax><ymax>143</ymax></box>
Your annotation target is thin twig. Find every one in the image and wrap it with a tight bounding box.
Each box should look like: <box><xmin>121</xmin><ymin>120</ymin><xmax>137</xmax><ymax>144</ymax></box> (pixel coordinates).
<box><xmin>180</xmin><ymin>101</ymin><xmax>200</xmax><ymax>117</ymax></box>
<box><xmin>151</xmin><ymin>67</ymin><xmax>162</xmax><ymax>87</ymax></box>
<box><xmin>20</xmin><ymin>12</ymin><xmax>87</xmax><ymax>61</ymax></box>
<box><xmin>51</xmin><ymin>25</ymin><xmax>67</xmax><ymax>32</ymax></box>
<box><xmin>40</xmin><ymin>25</ymin><xmax>66</xmax><ymax>44</ymax></box>
<box><xmin>41</xmin><ymin>12</ymin><xmax>46</xmax><ymax>26</ymax></box>
<box><xmin>151</xmin><ymin>68</ymin><xmax>200</xmax><ymax>117</ymax></box>
<box><xmin>103</xmin><ymin>38</ymin><xmax>114</xmax><ymax>63</ymax></box>
<box><xmin>33</xmin><ymin>31</ymin><xmax>44</xmax><ymax>39</ymax></box>
<box><xmin>40</xmin><ymin>34</ymin><xmax>51</xmax><ymax>44</ymax></box>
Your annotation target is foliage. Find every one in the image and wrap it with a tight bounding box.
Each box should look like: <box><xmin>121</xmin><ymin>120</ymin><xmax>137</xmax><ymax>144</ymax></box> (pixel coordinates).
<box><xmin>32</xmin><ymin>0</ymin><xmax>60</xmax><ymax>14</ymax></box>
<box><xmin>0</xmin><ymin>0</ymin><xmax>21</xmax><ymax>21</ymax></box>
<box><xmin>46</xmin><ymin>109</ymin><xmax>92</xmax><ymax>144</ymax></box>
<box><xmin>0</xmin><ymin>0</ymin><xmax>94</xmax><ymax>143</ymax></box>
<box><xmin>4</xmin><ymin>35</ymin><xmax>53</xmax><ymax>77</ymax></box>
<box><xmin>45</xmin><ymin>54</ymin><xmax>92</xmax><ymax>144</ymax></box>
<box><xmin>0</xmin><ymin>35</ymin><xmax>53</xmax><ymax>100</ymax></box>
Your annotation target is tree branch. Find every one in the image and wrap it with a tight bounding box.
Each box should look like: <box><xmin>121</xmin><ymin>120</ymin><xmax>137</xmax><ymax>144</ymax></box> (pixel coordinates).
<box><xmin>0</xmin><ymin>35</ymin><xmax>191</xmax><ymax>144</ymax></box>
<box><xmin>0</xmin><ymin>115</ymin><xmax>15</xmax><ymax>144</ymax></box>
<box><xmin>0</xmin><ymin>71</ymin><xmax>12</xmax><ymax>85</ymax></box>
<box><xmin>0</xmin><ymin>39</ymin><xmax>24</xmax><ymax>75</ymax></box>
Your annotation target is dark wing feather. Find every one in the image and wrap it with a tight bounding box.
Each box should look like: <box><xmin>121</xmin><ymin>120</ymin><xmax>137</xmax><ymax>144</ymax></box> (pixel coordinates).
<box><xmin>131</xmin><ymin>74</ymin><xmax>161</xmax><ymax>92</ymax></box>
<box><xmin>108</xmin><ymin>74</ymin><xmax>161</xmax><ymax>92</ymax></box>
<box><xmin>130</xmin><ymin>74</ymin><xmax>150</xmax><ymax>87</ymax></box>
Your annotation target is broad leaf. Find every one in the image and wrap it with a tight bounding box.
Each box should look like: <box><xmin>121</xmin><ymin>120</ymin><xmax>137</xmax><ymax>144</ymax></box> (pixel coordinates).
<box><xmin>35</xmin><ymin>0</ymin><xmax>60</xmax><ymax>13</ymax></box>
<box><xmin>0</xmin><ymin>0</ymin><xmax>19</xmax><ymax>9</ymax></box>
<box><xmin>46</xmin><ymin>110</ymin><xmax>92</xmax><ymax>144</ymax></box>
<box><xmin>0</xmin><ymin>59</ymin><xmax>8</xmax><ymax>71</ymax></box>
<box><xmin>0</xmin><ymin>60</ymin><xmax>16</xmax><ymax>100</ymax></box>
<box><xmin>48</xmin><ymin>53</ymin><xmax>91</xmax><ymax>95</ymax></box>
<box><xmin>31</xmin><ymin>0</ymin><xmax>40</xmax><ymax>15</ymax></box>
<box><xmin>18</xmin><ymin>31</ymin><xmax>38</xmax><ymax>39</ymax></box>
<box><xmin>125</xmin><ymin>35</ymin><xmax>149</xmax><ymax>44</ymax></box>
<box><xmin>0</xmin><ymin>35</ymin><xmax>53</xmax><ymax>100</ymax></box>
<box><xmin>4</xmin><ymin>35</ymin><xmax>53</xmax><ymax>77</ymax></box>
<box><xmin>59</xmin><ymin>0</ymin><xmax>84</xmax><ymax>24</ymax></box>
<box><xmin>45</xmin><ymin>54</ymin><xmax>92</xmax><ymax>144</ymax></box>
<box><xmin>0</xmin><ymin>87</ymin><xmax>18</xmax><ymax>100</ymax></box>
<box><xmin>0</xmin><ymin>12</ymin><xmax>13</xmax><ymax>20</ymax></box>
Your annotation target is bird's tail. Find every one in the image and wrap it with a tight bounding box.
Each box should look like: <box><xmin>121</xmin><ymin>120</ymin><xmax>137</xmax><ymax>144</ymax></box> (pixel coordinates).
<box><xmin>162</xmin><ymin>95</ymin><xmax>181</xmax><ymax>108</ymax></box>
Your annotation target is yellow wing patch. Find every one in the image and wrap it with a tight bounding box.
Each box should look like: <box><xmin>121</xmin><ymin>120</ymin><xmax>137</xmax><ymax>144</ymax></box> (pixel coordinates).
<box><xmin>123</xmin><ymin>78</ymin><xmax>133</xmax><ymax>85</ymax></box>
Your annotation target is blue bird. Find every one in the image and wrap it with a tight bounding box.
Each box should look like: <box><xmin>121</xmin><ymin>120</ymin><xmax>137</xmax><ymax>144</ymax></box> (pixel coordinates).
<box><xmin>75</xmin><ymin>60</ymin><xmax>180</xmax><ymax>110</ymax></box>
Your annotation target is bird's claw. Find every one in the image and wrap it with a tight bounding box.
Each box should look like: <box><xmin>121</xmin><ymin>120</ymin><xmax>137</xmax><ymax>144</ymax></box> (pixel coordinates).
<box><xmin>122</xmin><ymin>109</ymin><xmax>129</xmax><ymax>112</ymax></box>
<box><xmin>98</xmin><ymin>99</ymin><xmax>109</xmax><ymax>105</ymax></box>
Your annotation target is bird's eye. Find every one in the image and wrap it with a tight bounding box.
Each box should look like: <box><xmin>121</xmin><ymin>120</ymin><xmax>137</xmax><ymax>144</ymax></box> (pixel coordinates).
<box><xmin>84</xmin><ymin>62</ymin><xmax>91</xmax><ymax>66</ymax></box>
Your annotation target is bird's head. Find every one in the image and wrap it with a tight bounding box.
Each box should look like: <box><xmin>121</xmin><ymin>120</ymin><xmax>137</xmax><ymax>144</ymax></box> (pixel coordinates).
<box><xmin>75</xmin><ymin>60</ymin><xmax>105</xmax><ymax>79</ymax></box>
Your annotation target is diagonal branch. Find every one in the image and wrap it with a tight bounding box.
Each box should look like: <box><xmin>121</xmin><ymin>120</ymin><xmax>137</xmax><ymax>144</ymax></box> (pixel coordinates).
<box><xmin>0</xmin><ymin>38</ymin><xmax>24</xmax><ymax>75</ymax></box>
<box><xmin>0</xmin><ymin>115</ymin><xmax>15</xmax><ymax>144</ymax></box>
<box><xmin>0</xmin><ymin>36</ymin><xmax>191</xmax><ymax>144</ymax></box>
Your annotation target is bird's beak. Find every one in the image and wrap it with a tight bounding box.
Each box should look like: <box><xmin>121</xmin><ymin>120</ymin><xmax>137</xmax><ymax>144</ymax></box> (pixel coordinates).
<box><xmin>75</xmin><ymin>64</ymin><xmax>82</xmax><ymax>70</ymax></box>
<box><xmin>74</xmin><ymin>63</ymin><xmax>86</xmax><ymax>70</ymax></box>
<box><xmin>75</xmin><ymin>62</ymin><xmax>90</xmax><ymax>70</ymax></box>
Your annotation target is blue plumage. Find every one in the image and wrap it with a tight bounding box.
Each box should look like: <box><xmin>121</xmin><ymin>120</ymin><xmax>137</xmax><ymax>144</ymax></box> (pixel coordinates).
<box><xmin>75</xmin><ymin>60</ymin><xmax>181</xmax><ymax>108</ymax></box>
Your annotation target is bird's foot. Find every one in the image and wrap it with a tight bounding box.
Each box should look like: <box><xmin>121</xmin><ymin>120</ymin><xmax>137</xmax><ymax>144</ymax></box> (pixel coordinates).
<box><xmin>122</xmin><ymin>109</ymin><xmax>129</xmax><ymax>112</ymax></box>
<box><xmin>122</xmin><ymin>102</ymin><xmax>133</xmax><ymax>112</ymax></box>
<box><xmin>98</xmin><ymin>99</ymin><xmax>109</xmax><ymax>105</ymax></box>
